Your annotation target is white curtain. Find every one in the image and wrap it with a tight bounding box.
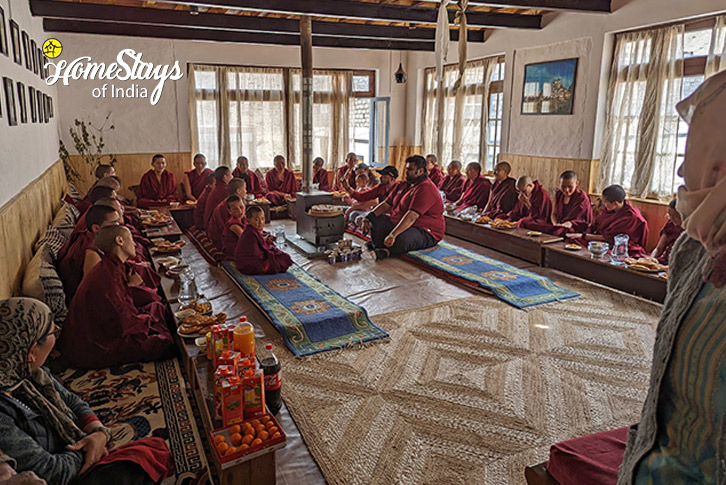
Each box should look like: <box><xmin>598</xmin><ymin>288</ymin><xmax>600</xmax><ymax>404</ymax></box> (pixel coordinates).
<box><xmin>599</xmin><ymin>25</ymin><xmax>684</xmax><ymax>199</ymax></box>
<box><xmin>706</xmin><ymin>15</ymin><xmax>726</xmax><ymax>78</ymax></box>
<box><xmin>188</xmin><ymin>64</ymin><xmax>226</xmax><ymax>168</ymax></box>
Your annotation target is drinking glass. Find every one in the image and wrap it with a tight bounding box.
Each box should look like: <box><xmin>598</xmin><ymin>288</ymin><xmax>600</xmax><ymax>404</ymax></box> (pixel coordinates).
<box><xmin>178</xmin><ymin>267</ymin><xmax>197</xmax><ymax>306</ymax></box>
<box><xmin>611</xmin><ymin>234</ymin><xmax>630</xmax><ymax>263</ymax></box>
<box><xmin>274</xmin><ymin>225</ymin><xmax>286</xmax><ymax>248</ymax></box>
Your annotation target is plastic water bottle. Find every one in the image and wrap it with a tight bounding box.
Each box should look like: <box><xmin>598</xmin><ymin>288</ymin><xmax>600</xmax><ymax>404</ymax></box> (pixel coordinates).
<box><xmin>178</xmin><ymin>267</ymin><xmax>197</xmax><ymax>306</ymax></box>
<box><xmin>260</xmin><ymin>343</ymin><xmax>282</xmax><ymax>415</ymax></box>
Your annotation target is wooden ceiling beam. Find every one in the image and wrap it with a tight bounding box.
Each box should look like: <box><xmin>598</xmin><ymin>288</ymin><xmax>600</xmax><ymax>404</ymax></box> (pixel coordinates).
<box><xmin>42</xmin><ymin>18</ymin><xmax>438</xmax><ymax>50</ymax></box>
<box><xmin>433</xmin><ymin>0</ymin><xmax>611</xmax><ymax>13</ymax></box>
<box><xmin>31</xmin><ymin>0</ymin><xmax>485</xmax><ymax>42</ymax></box>
<box><xmin>163</xmin><ymin>0</ymin><xmax>542</xmax><ymax>29</ymax></box>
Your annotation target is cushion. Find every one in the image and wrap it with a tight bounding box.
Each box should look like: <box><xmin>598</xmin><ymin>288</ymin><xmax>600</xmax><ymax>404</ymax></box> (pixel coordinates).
<box><xmin>547</xmin><ymin>427</ymin><xmax>629</xmax><ymax>485</ymax></box>
<box><xmin>21</xmin><ymin>250</ymin><xmax>46</xmax><ymax>302</ymax></box>
<box><xmin>21</xmin><ymin>244</ymin><xmax>68</xmax><ymax>325</ymax></box>
<box><xmin>34</xmin><ymin>226</ymin><xmax>67</xmax><ymax>259</ymax></box>
<box><xmin>65</xmin><ymin>183</ymin><xmax>83</xmax><ymax>202</ymax></box>
<box><xmin>52</xmin><ymin>203</ymin><xmax>80</xmax><ymax>239</ymax></box>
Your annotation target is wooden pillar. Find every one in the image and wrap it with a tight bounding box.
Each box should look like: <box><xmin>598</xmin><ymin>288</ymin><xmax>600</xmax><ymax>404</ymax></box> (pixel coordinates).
<box><xmin>300</xmin><ymin>16</ymin><xmax>313</xmax><ymax>193</ymax></box>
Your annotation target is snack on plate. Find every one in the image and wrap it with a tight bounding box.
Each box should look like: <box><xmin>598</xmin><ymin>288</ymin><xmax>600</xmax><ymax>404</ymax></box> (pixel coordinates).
<box><xmin>187</xmin><ymin>200</ymin><xmax>198</xmax><ymax>206</ymax></box>
<box><xmin>625</xmin><ymin>257</ymin><xmax>668</xmax><ymax>272</ymax></box>
<box><xmin>565</xmin><ymin>243</ymin><xmax>582</xmax><ymax>250</ymax></box>
<box><xmin>331</xmin><ymin>191</ymin><xmax>348</xmax><ymax>198</ymax></box>
<box><xmin>181</xmin><ymin>300</ymin><xmax>212</xmax><ymax>314</ymax></box>
<box><xmin>153</xmin><ymin>239</ymin><xmax>185</xmax><ymax>252</ymax></box>
<box><xmin>141</xmin><ymin>213</ymin><xmax>173</xmax><ymax>226</ymax></box>
<box><xmin>253</xmin><ymin>198</ymin><xmax>269</xmax><ymax>203</ymax></box>
<box><xmin>526</xmin><ymin>231</ymin><xmax>542</xmax><ymax>236</ymax></box>
<box><xmin>490</xmin><ymin>219</ymin><xmax>517</xmax><ymax>229</ymax></box>
<box><xmin>476</xmin><ymin>215</ymin><xmax>491</xmax><ymax>224</ymax></box>
<box><xmin>308</xmin><ymin>204</ymin><xmax>343</xmax><ymax>217</ymax></box>
<box><xmin>179</xmin><ymin>312</ymin><xmax>227</xmax><ymax>335</ymax></box>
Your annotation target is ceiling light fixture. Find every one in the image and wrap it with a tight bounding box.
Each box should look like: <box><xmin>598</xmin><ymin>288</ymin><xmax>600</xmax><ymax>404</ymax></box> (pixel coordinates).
<box><xmin>190</xmin><ymin>5</ymin><xmax>200</xmax><ymax>15</ymax></box>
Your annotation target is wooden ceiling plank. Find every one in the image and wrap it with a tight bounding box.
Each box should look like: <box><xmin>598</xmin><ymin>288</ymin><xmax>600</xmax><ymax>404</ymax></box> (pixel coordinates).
<box><xmin>430</xmin><ymin>0</ymin><xmax>611</xmax><ymax>13</ymax></box>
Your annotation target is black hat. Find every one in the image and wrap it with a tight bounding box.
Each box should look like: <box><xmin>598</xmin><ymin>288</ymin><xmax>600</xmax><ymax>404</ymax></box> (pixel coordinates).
<box><xmin>376</xmin><ymin>166</ymin><xmax>399</xmax><ymax>178</ymax></box>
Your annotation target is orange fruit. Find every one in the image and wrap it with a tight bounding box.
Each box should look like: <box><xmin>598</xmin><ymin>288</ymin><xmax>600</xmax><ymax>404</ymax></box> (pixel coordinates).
<box><xmin>216</xmin><ymin>442</ymin><xmax>229</xmax><ymax>454</ymax></box>
<box><xmin>261</xmin><ymin>416</ymin><xmax>272</xmax><ymax>424</ymax></box>
<box><xmin>229</xmin><ymin>425</ymin><xmax>241</xmax><ymax>434</ymax></box>
<box><xmin>242</xmin><ymin>434</ymin><xmax>254</xmax><ymax>445</ymax></box>
<box><xmin>239</xmin><ymin>444</ymin><xmax>249</xmax><ymax>451</ymax></box>
<box><xmin>265</xmin><ymin>421</ymin><xmax>275</xmax><ymax>430</ymax></box>
<box><xmin>225</xmin><ymin>446</ymin><xmax>237</xmax><ymax>456</ymax></box>
<box><xmin>230</xmin><ymin>433</ymin><xmax>243</xmax><ymax>446</ymax></box>
<box><xmin>243</xmin><ymin>426</ymin><xmax>255</xmax><ymax>436</ymax></box>
<box><xmin>258</xmin><ymin>430</ymin><xmax>269</xmax><ymax>441</ymax></box>
<box><xmin>213</xmin><ymin>435</ymin><xmax>226</xmax><ymax>444</ymax></box>
<box><xmin>242</xmin><ymin>422</ymin><xmax>253</xmax><ymax>431</ymax></box>
<box><xmin>267</xmin><ymin>426</ymin><xmax>279</xmax><ymax>436</ymax></box>
<box><xmin>249</xmin><ymin>420</ymin><xmax>261</xmax><ymax>427</ymax></box>
<box><xmin>251</xmin><ymin>438</ymin><xmax>262</xmax><ymax>446</ymax></box>
<box><xmin>255</xmin><ymin>424</ymin><xmax>266</xmax><ymax>434</ymax></box>
<box><xmin>271</xmin><ymin>432</ymin><xmax>281</xmax><ymax>439</ymax></box>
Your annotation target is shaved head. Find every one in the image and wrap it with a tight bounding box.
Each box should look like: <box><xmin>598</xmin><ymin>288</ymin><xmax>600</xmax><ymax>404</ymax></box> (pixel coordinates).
<box><xmin>495</xmin><ymin>162</ymin><xmax>511</xmax><ymax>174</ymax></box>
<box><xmin>214</xmin><ymin>166</ymin><xmax>231</xmax><ymax>181</ymax></box>
<box><xmin>560</xmin><ymin>170</ymin><xmax>578</xmax><ymax>181</ymax></box>
<box><xmin>94</xmin><ymin>225</ymin><xmax>130</xmax><ymax>254</ymax></box>
<box><xmin>602</xmin><ymin>184</ymin><xmax>626</xmax><ymax>203</ymax></box>
<box><xmin>95</xmin><ymin>164</ymin><xmax>115</xmax><ymax>179</ymax></box>
<box><xmin>516</xmin><ymin>175</ymin><xmax>533</xmax><ymax>191</ymax></box>
<box><xmin>96</xmin><ymin>177</ymin><xmax>121</xmax><ymax>192</ymax></box>
<box><xmin>88</xmin><ymin>186</ymin><xmax>116</xmax><ymax>204</ymax></box>
<box><xmin>85</xmin><ymin>205</ymin><xmax>119</xmax><ymax>232</ymax></box>
<box><xmin>228</xmin><ymin>177</ymin><xmax>247</xmax><ymax>196</ymax></box>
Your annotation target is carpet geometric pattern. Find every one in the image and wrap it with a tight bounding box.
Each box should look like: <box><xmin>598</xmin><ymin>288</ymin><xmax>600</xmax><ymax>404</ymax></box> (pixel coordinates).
<box><xmin>276</xmin><ymin>278</ymin><xmax>661</xmax><ymax>484</ymax></box>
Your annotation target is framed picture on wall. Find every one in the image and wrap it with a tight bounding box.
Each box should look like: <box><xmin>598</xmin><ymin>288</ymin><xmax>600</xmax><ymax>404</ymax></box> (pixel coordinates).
<box><xmin>43</xmin><ymin>94</ymin><xmax>50</xmax><ymax>122</ymax></box>
<box><xmin>37</xmin><ymin>90</ymin><xmax>44</xmax><ymax>123</ymax></box>
<box><xmin>521</xmin><ymin>58</ymin><xmax>578</xmax><ymax>115</ymax></box>
<box><xmin>29</xmin><ymin>86</ymin><xmax>36</xmax><ymax>123</ymax></box>
<box><xmin>38</xmin><ymin>48</ymin><xmax>45</xmax><ymax>79</ymax></box>
<box><xmin>10</xmin><ymin>20</ymin><xmax>20</xmax><ymax>65</ymax></box>
<box><xmin>0</xmin><ymin>6</ymin><xmax>8</xmax><ymax>57</ymax></box>
<box><xmin>17</xmin><ymin>81</ymin><xmax>27</xmax><ymax>123</ymax></box>
<box><xmin>31</xmin><ymin>40</ymin><xmax>38</xmax><ymax>74</ymax></box>
<box><xmin>3</xmin><ymin>77</ymin><xmax>17</xmax><ymax>126</ymax></box>
<box><xmin>22</xmin><ymin>31</ymin><xmax>31</xmax><ymax>70</ymax></box>
<box><xmin>48</xmin><ymin>96</ymin><xmax>53</xmax><ymax>118</ymax></box>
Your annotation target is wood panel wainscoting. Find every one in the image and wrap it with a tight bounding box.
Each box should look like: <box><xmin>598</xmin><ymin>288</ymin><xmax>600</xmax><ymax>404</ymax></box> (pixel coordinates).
<box><xmin>0</xmin><ymin>160</ymin><xmax>67</xmax><ymax>299</ymax></box>
<box><xmin>497</xmin><ymin>153</ymin><xmax>600</xmax><ymax>194</ymax></box>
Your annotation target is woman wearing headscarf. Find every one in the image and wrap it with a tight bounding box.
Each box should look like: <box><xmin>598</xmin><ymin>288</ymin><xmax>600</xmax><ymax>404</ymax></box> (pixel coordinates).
<box><xmin>0</xmin><ymin>298</ymin><xmax>173</xmax><ymax>485</ymax></box>
<box><xmin>617</xmin><ymin>71</ymin><xmax>726</xmax><ymax>484</ymax></box>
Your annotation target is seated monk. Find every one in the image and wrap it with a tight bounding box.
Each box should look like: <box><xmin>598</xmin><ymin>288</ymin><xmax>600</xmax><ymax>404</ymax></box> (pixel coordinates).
<box><xmin>651</xmin><ymin>198</ymin><xmax>684</xmax><ymax>265</ymax></box>
<box><xmin>334</xmin><ymin>152</ymin><xmax>358</xmax><ymax>191</ymax></box>
<box><xmin>203</xmin><ymin>166</ymin><xmax>233</xmax><ymax>231</ymax></box>
<box><xmin>520</xmin><ymin>170</ymin><xmax>594</xmax><ymax>236</ymax></box>
<box><xmin>232</xmin><ymin>156</ymin><xmax>265</xmax><ymax>197</ymax></box>
<box><xmin>75</xmin><ymin>165</ymin><xmax>117</xmax><ymax>213</ymax></box>
<box><xmin>456</xmin><ymin>162</ymin><xmax>492</xmax><ymax>210</ymax></box>
<box><xmin>136</xmin><ymin>154</ymin><xmax>179</xmax><ymax>209</ymax></box>
<box><xmin>182</xmin><ymin>153</ymin><xmax>213</xmax><ymax>202</ymax></box>
<box><xmin>507</xmin><ymin>176</ymin><xmax>552</xmax><ymax>223</ymax></box>
<box><xmin>94</xmin><ymin>197</ymin><xmax>154</xmax><ymax>261</ymax></box>
<box><xmin>483</xmin><ymin>161</ymin><xmax>517</xmax><ymax>218</ymax></box>
<box><xmin>207</xmin><ymin>178</ymin><xmax>247</xmax><ymax>252</ymax></box>
<box><xmin>566</xmin><ymin>184</ymin><xmax>650</xmax><ymax>258</ymax></box>
<box><xmin>264</xmin><ymin>155</ymin><xmax>297</xmax><ymax>206</ymax></box>
<box><xmin>364</xmin><ymin>155</ymin><xmax>444</xmax><ymax>260</ymax></box>
<box><xmin>426</xmin><ymin>154</ymin><xmax>445</xmax><ymax>188</ymax></box>
<box><xmin>345</xmin><ymin>172</ymin><xmax>378</xmax><ymax>227</ymax></box>
<box><xmin>439</xmin><ymin>160</ymin><xmax>467</xmax><ymax>203</ymax></box>
<box><xmin>66</xmin><ymin>185</ymin><xmax>117</xmax><ymax>242</ymax></box>
<box><xmin>193</xmin><ymin>174</ymin><xmax>215</xmax><ymax>229</ymax></box>
<box><xmin>313</xmin><ymin>157</ymin><xmax>330</xmax><ymax>191</ymax></box>
<box><xmin>234</xmin><ymin>206</ymin><xmax>293</xmax><ymax>275</ymax></box>
<box><xmin>61</xmin><ymin>225</ymin><xmax>176</xmax><ymax>369</ymax></box>
<box><xmin>221</xmin><ymin>196</ymin><xmax>247</xmax><ymax>261</ymax></box>
<box><xmin>343</xmin><ymin>166</ymin><xmax>406</xmax><ymax>208</ymax></box>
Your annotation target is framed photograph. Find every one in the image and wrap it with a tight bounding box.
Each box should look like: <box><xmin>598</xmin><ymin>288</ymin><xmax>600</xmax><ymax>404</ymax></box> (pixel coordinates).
<box><xmin>31</xmin><ymin>40</ymin><xmax>38</xmax><ymax>74</ymax></box>
<box><xmin>38</xmin><ymin>48</ymin><xmax>45</xmax><ymax>79</ymax></box>
<box><xmin>17</xmin><ymin>81</ymin><xmax>26</xmax><ymax>123</ymax></box>
<box><xmin>10</xmin><ymin>20</ymin><xmax>20</xmax><ymax>65</ymax></box>
<box><xmin>3</xmin><ymin>77</ymin><xmax>17</xmax><ymax>126</ymax></box>
<box><xmin>0</xmin><ymin>6</ymin><xmax>8</xmax><ymax>57</ymax></box>
<box><xmin>48</xmin><ymin>96</ymin><xmax>53</xmax><ymax>118</ymax></box>
<box><xmin>22</xmin><ymin>31</ymin><xmax>30</xmax><ymax>70</ymax></box>
<box><xmin>37</xmin><ymin>90</ymin><xmax>44</xmax><ymax>123</ymax></box>
<box><xmin>43</xmin><ymin>94</ymin><xmax>50</xmax><ymax>122</ymax></box>
<box><xmin>29</xmin><ymin>86</ymin><xmax>36</xmax><ymax>123</ymax></box>
<box><xmin>521</xmin><ymin>58</ymin><xmax>578</xmax><ymax>115</ymax></box>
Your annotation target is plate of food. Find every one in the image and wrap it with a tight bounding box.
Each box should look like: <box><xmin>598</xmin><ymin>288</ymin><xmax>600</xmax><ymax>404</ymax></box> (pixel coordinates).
<box><xmin>625</xmin><ymin>257</ymin><xmax>667</xmax><ymax>273</ymax></box>
<box><xmin>179</xmin><ymin>299</ymin><xmax>213</xmax><ymax>315</ymax></box>
<box><xmin>476</xmin><ymin>215</ymin><xmax>491</xmax><ymax>224</ymax></box>
<box><xmin>564</xmin><ymin>243</ymin><xmax>582</xmax><ymax>251</ymax></box>
<box><xmin>489</xmin><ymin>219</ymin><xmax>518</xmax><ymax>230</ymax></box>
<box><xmin>252</xmin><ymin>198</ymin><xmax>270</xmax><ymax>204</ymax></box>
<box><xmin>177</xmin><ymin>312</ymin><xmax>227</xmax><ymax>338</ymax></box>
<box><xmin>526</xmin><ymin>231</ymin><xmax>542</xmax><ymax>237</ymax></box>
<box><xmin>308</xmin><ymin>204</ymin><xmax>343</xmax><ymax>217</ymax></box>
<box><xmin>331</xmin><ymin>191</ymin><xmax>348</xmax><ymax>198</ymax></box>
<box><xmin>141</xmin><ymin>213</ymin><xmax>173</xmax><ymax>227</ymax></box>
<box><xmin>151</xmin><ymin>239</ymin><xmax>185</xmax><ymax>254</ymax></box>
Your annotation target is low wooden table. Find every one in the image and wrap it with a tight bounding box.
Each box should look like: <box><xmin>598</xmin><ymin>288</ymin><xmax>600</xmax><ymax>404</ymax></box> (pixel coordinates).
<box><xmin>169</xmin><ymin>205</ymin><xmax>196</xmax><ymax>231</ymax></box>
<box><xmin>544</xmin><ymin>242</ymin><xmax>667</xmax><ymax>303</ymax></box>
<box><xmin>142</xmin><ymin>208</ymin><xmax>184</xmax><ymax>241</ymax></box>
<box><xmin>444</xmin><ymin>215</ymin><xmax>563</xmax><ymax>265</ymax></box>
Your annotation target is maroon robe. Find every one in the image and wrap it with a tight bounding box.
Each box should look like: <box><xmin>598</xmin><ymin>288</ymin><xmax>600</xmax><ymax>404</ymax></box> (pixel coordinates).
<box><xmin>458</xmin><ymin>176</ymin><xmax>492</xmax><ymax>210</ymax></box>
<box><xmin>334</xmin><ymin>165</ymin><xmax>357</xmax><ymax>191</ymax></box>
<box><xmin>657</xmin><ymin>220</ymin><xmax>684</xmax><ymax>265</ymax></box>
<box><xmin>484</xmin><ymin>177</ymin><xmax>518</xmax><ymax>218</ymax></box>
<box><xmin>521</xmin><ymin>188</ymin><xmax>594</xmax><ymax>236</ymax></box>
<box><xmin>235</xmin><ymin>225</ymin><xmax>293</xmax><ymax>275</ymax></box>
<box><xmin>232</xmin><ymin>168</ymin><xmax>265</xmax><ymax>197</ymax></box>
<box><xmin>137</xmin><ymin>170</ymin><xmax>179</xmax><ymax>209</ymax></box>
<box><xmin>203</xmin><ymin>180</ymin><xmax>229</xmax><ymax>231</ymax></box>
<box><xmin>207</xmin><ymin>200</ymin><xmax>230</xmax><ymax>251</ymax></box>
<box><xmin>61</xmin><ymin>254</ymin><xmax>176</xmax><ymax>369</ymax></box>
<box><xmin>265</xmin><ymin>169</ymin><xmax>297</xmax><ymax>206</ymax></box>
<box><xmin>428</xmin><ymin>166</ymin><xmax>445</xmax><ymax>188</ymax></box>
<box><xmin>222</xmin><ymin>216</ymin><xmax>246</xmax><ymax>262</ymax></box>
<box><xmin>508</xmin><ymin>181</ymin><xmax>553</xmax><ymax>223</ymax></box>
<box><xmin>314</xmin><ymin>168</ymin><xmax>330</xmax><ymax>191</ymax></box>
<box><xmin>194</xmin><ymin>185</ymin><xmax>212</xmax><ymax>229</ymax></box>
<box><xmin>185</xmin><ymin>168</ymin><xmax>213</xmax><ymax>200</ymax></box>
<box><xmin>588</xmin><ymin>200</ymin><xmax>650</xmax><ymax>258</ymax></box>
<box><xmin>439</xmin><ymin>174</ymin><xmax>466</xmax><ymax>203</ymax></box>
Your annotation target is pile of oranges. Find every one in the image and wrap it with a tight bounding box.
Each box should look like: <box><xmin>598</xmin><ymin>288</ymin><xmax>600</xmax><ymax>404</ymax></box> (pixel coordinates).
<box><xmin>213</xmin><ymin>415</ymin><xmax>282</xmax><ymax>457</ymax></box>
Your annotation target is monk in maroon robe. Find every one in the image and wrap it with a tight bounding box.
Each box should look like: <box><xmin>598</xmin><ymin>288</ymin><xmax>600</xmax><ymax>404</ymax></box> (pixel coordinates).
<box><xmin>232</xmin><ymin>156</ymin><xmax>265</xmax><ymax>197</ymax></box>
<box><xmin>457</xmin><ymin>162</ymin><xmax>492</xmax><ymax>210</ymax></box>
<box><xmin>61</xmin><ymin>225</ymin><xmax>176</xmax><ymax>369</ymax></box>
<box><xmin>521</xmin><ymin>170</ymin><xmax>594</xmax><ymax>236</ymax></box>
<box><xmin>566</xmin><ymin>184</ymin><xmax>650</xmax><ymax>258</ymax></box>
<box><xmin>94</xmin><ymin>197</ymin><xmax>154</xmax><ymax>264</ymax></box>
<box><xmin>67</xmin><ymin>186</ymin><xmax>117</xmax><ymax>241</ymax></box>
<box><xmin>426</xmin><ymin>154</ymin><xmax>445</xmax><ymax>188</ymax></box>
<box><xmin>222</xmin><ymin>196</ymin><xmax>247</xmax><ymax>261</ymax></box>
<box><xmin>235</xmin><ymin>206</ymin><xmax>293</xmax><ymax>274</ymax></box>
<box><xmin>203</xmin><ymin>166</ymin><xmax>233</xmax><ymax>230</ymax></box>
<box><xmin>207</xmin><ymin>178</ymin><xmax>247</xmax><ymax>252</ymax></box>
<box><xmin>182</xmin><ymin>153</ymin><xmax>213</xmax><ymax>202</ymax></box>
<box><xmin>483</xmin><ymin>161</ymin><xmax>518</xmax><ymax>218</ymax></box>
<box><xmin>652</xmin><ymin>199</ymin><xmax>684</xmax><ymax>265</ymax></box>
<box><xmin>334</xmin><ymin>152</ymin><xmax>358</xmax><ymax>191</ymax></box>
<box><xmin>439</xmin><ymin>161</ymin><xmax>467</xmax><ymax>202</ymax></box>
<box><xmin>313</xmin><ymin>157</ymin><xmax>330</xmax><ymax>191</ymax></box>
<box><xmin>193</xmin><ymin>179</ymin><xmax>214</xmax><ymax>229</ymax></box>
<box><xmin>137</xmin><ymin>154</ymin><xmax>179</xmax><ymax>208</ymax></box>
<box><xmin>265</xmin><ymin>155</ymin><xmax>297</xmax><ymax>206</ymax></box>
<box><xmin>508</xmin><ymin>177</ymin><xmax>553</xmax><ymax>223</ymax></box>
<box><xmin>73</xmin><ymin>165</ymin><xmax>116</xmax><ymax>213</ymax></box>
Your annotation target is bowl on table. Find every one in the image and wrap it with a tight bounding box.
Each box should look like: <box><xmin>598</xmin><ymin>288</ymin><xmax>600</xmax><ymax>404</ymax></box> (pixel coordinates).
<box><xmin>445</xmin><ymin>203</ymin><xmax>457</xmax><ymax>214</ymax></box>
<box><xmin>588</xmin><ymin>241</ymin><xmax>610</xmax><ymax>259</ymax></box>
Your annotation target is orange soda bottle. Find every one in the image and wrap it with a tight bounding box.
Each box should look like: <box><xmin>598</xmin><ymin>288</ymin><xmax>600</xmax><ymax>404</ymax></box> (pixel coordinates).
<box><xmin>233</xmin><ymin>317</ymin><xmax>255</xmax><ymax>360</ymax></box>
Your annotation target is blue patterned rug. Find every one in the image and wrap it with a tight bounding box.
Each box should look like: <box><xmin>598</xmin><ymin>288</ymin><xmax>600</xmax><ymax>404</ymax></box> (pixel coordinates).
<box><xmin>222</xmin><ymin>262</ymin><xmax>388</xmax><ymax>356</ymax></box>
<box><xmin>402</xmin><ymin>241</ymin><xmax>580</xmax><ymax>309</ymax></box>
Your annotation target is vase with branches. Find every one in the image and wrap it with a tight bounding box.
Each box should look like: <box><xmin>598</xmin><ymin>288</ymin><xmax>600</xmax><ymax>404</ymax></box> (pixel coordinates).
<box><xmin>59</xmin><ymin>114</ymin><xmax>117</xmax><ymax>184</ymax></box>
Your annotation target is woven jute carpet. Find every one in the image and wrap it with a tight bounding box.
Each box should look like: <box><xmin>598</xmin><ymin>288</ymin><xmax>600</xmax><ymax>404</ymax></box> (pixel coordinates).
<box><xmin>277</xmin><ymin>277</ymin><xmax>662</xmax><ymax>485</ymax></box>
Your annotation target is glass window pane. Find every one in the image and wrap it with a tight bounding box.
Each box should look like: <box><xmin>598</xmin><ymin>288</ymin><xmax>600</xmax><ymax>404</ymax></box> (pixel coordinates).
<box><xmin>684</xmin><ymin>29</ymin><xmax>712</xmax><ymax>58</ymax></box>
<box><xmin>195</xmin><ymin>71</ymin><xmax>216</xmax><ymax>90</ymax></box>
<box><xmin>352</xmin><ymin>75</ymin><xmax>370</xmax><ymax>93</ymax></box>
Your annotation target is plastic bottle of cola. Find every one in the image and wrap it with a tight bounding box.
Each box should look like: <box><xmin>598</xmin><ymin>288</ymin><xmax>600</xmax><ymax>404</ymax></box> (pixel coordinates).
<box><xmin>260</xmin><ymin>343</ymin><xmax>282</xmax><ymax>415</ymax></box>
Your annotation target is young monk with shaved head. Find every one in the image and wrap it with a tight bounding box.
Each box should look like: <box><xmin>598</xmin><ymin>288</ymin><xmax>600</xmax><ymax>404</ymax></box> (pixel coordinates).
<box><xmin>222</xmin><ymin>196</ymin><xmax>247</xmax><ymax>261</ymax></box>
<box><xmin>521</xmin><ymin>170</ymin><xmax>594</xmax><ymax>236</ymax></box>
<box><xmin>233</xmin><ymin>156</ymin><xmax>265</xmax><ymax>197</ymax></box>
<box><xmin>265</xmin><ymin>155</ymin><xmax>297</xmax><ymax>206</ymax></box>
<box><xmin>439</xmin><ymin>160</ymin><xmax>467</xmax><ymax>202</ymax></box>
<box><xmin>207</xmin><ymin>177</ymin><xmax>247</xmax><ymax>252</ymax></box>
<box><xmin>137</xmin><ymin>154</ymin><xmax>179</xmax><ymax>208</ymax></box>
<box><xmin>507</xmin><ymin>175</ymin><xmax>552</xmax><ymax>223</ymax></box>
<box><xmin>483</xmin><ymin>161</ymin><xmax>518</xmax><ymax>218</ymax></box>
<box><xmin>202</xmin><ymin>166</ymin><xmax>234</xmax><ymax>230</ymax></box>
<box><xmin>61</xmin><ymin>225</ymin><xmax>176</xmax><ymax>369</ymax></box>
<box><xmin>235</xmin><ymin>206</ymin><xmax>293</xmax><ymax>274</ymax></box>
<box><xmin>456</xmin><ymin>162</ymin><xmax>492</xmax><ymax>210</ymax></box>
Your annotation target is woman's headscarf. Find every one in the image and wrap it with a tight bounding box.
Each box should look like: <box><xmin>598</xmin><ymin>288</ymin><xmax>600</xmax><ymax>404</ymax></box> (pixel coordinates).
<box><xmin>0</xmin><ymin>298</ymin><xmax>86</xmax><ymax>444</ymax></box>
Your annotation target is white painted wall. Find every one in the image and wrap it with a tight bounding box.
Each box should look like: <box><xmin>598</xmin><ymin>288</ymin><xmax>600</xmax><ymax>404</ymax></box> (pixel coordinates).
<box><xmin>406</xmin><ymin>0</ymin><xmax>726</xmax><ymax>160</ymax></box>
<box><xmin>0</xmin><ymin>0</ymin><xmax>59</xmax><ymax>208</ymax></box>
